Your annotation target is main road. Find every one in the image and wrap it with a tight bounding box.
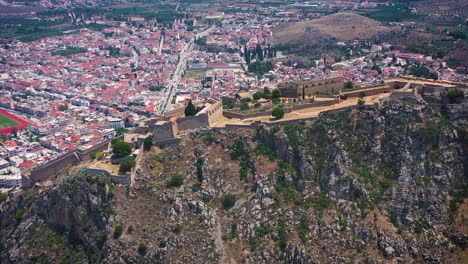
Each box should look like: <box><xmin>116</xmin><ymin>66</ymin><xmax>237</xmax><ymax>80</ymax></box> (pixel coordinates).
<box><xmin>159</xmin><ymin>26</ymin><xmax>214</xmax><ymax>114</ymax></box>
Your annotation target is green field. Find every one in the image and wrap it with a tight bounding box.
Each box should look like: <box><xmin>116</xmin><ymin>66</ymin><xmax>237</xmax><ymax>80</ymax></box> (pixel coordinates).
<box><xmin>184</xmin><ymin>70</ymin><xmax>206</xmax><ymax>80</ymax></box>
<box><xmin>361</xmin><ymin>4</ymin><xmax>420</xmax><ymax>23</ymax></box>
<box><xmin>0</xmin><ymin>114</ymin><xmax>19</xmax><ymax>129</ymax></box>
<box><xmin>52</xmin><ymin>47</ymin><xmax>86</xmax><ymax>57</ymax></box>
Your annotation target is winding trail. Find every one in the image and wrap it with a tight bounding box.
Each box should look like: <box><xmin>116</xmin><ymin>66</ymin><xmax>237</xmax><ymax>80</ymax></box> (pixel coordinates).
<box><xmin>213</xmin><ymin>209</ymin><xmax>227</xmax><ymax>264</ymax></box>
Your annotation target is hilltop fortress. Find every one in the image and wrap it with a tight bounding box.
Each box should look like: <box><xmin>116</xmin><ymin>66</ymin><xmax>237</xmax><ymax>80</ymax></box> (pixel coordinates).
<box><xmin>146</xmin><ymin>76</ymin><xmax>466</xmax><ymax>147</ymax></box>
<box><xmin>278</xmin><ymin>76</ymin><xmax>344</xmax><ymax>98</ymax></box>
<box><xmin>14</xmin><ymin>76</ymin><xmax>466</xmax><ymax>189</ymax></box>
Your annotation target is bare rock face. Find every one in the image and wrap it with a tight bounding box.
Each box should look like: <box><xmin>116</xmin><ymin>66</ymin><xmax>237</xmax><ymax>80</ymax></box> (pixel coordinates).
<box><xmin>1</xmin><ymin>99</ymin><xmax>466</xmax><ymax>263</ymax></box>
<box><xmin>0</xmin><ymin>173</ymin><xmax>113</xmax><ymax>263</ymax></box>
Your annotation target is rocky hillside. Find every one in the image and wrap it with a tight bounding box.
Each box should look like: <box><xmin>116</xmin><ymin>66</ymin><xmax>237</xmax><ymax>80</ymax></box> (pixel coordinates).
<box><xmin>0</xmin><ymin>174</ymin><xmax>114</xmax><ymax>263</ymax></box>
<box><xmin>0</xmin><ymin>98</ymin><xmax>467</xmax><ymax>263</ymax></box>
<box><xmin>274</xmin><ymin>12</ymin><xmax>390</xmax><ymax>44</ymax></box>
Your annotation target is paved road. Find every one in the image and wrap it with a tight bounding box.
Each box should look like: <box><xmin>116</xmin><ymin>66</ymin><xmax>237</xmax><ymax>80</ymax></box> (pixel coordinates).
<box><xmin>159</xmin><ymin>27</ymin><xmax>214</xmax><ymax>114</ymax></box>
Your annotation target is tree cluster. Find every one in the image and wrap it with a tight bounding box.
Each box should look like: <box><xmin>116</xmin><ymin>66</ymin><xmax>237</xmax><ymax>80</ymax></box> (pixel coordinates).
<box><xmin>410</xmin><ymin>65</ymin><xmax>438</xmax><ymax>80</ymax></box>
<box><xmin>243</xmin><ymin>43</ymin><xmax>276</xmax><ymax>64</ymax></box>
<box><xmin>272</xmin><ymin>104</ymin><xmax>285</xmax><ymax>119</ymax></box>
<box><xmin>248</xmin><ymin>61</ymin><xmax>274</xmax><ymax>77</ymax></box>
<box><xmin>112</xmin><ymin>140</ymin><xmax>136</xmax><ymax>174</ymax></box>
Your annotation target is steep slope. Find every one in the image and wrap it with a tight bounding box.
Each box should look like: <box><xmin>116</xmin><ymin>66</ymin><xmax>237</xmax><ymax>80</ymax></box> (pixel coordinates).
<box><xmin>104</xmin><ymin>97</ymin><xmax>466</xmax><ymax>263</ymax></box>
<box><xmin>0</xmin><ymin>174</ymin><xmax>114</xmax><ymax>263</ymax></box>
<box><xmin>0</xmin><ymin>97</ymin><xmax>466</xmax><ymax>263</ymax></box>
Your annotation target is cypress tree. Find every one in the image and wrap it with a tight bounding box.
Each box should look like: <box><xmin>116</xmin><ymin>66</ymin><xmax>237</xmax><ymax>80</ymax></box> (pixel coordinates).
<box><xmin>256</xmin><ymin>44</ymin><xmax>263</xmax><ymax>61</ymax></box>
<box><xmin>184</xmin><ymin>100</ymin><xmax>196</xmax><ymax>116</ymax></box>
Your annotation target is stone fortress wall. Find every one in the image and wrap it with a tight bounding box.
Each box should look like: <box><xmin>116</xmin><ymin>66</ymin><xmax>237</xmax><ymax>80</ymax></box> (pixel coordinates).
<box><xmin>25</xmin><ymin>136</ymin><xmax>119</xmax><ymax>187</ymax></box>
<box><xmin>278</xmin><ymin>76</ymin><xmax>344</xmax><ymax>98</ymax></box>
<box><xmin>153</xmin><ymin>99</ymin><xmax>224</xmax><ymax>145</ymax></box>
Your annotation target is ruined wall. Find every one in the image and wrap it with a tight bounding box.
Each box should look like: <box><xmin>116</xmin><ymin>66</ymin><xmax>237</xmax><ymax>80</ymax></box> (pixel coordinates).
<box><xmin>279</xmin><ymin>77</ymin><xmax>344</xmax><ymax>98</ymax></box>
<box><xmin>177</xmin><ymin>114</ymin><xmax>209</xmax><ymax>131</ymax></box>
<box><xmin>28</xmin><ymin>139</ymin><xmax>113</xmax><ymax>186</ymax></box>
<box><xmin>85</xmin><ymin>168</ymin><xmax>132</xmax><ymax>185</ymax></box>
<box><xmin>301</xmin><ymin>77</ymin><xmax>344</xmax><ymax>97</ymax></box>
<box><xmin>291</xmin><ymin>99</ymin><xmax>338</xmax><ymax>110</ymax></box>
<box><xmin>278</xmin><ymin>82</ymin><xmax>299</xmax><ymax>97</ymax></box>
<box><xmin>341</xmin><ymin>85</ymin><xmax>392</xmax><ymax>98</ymax></box>
<box><xmin>77</xmin><ymin>140</ymin><xmax>111</xmax><ymax>162</ymax></box>
<box><xmin>207</xmin><ymin>100</ymin><xmax>224</xmax><ymax>126</ymax></box>
<box><xmin>154</xmin><ymin>138</ymin><xmax>182</xmax><ymax>147</ymax></box>
<box><xmin>29</xmin><ymin>152</ymin><xmax>79</xmax><ymax>183</ymax></box>
<box><xmin>154</xmin><ymin>122</ymin><xmax>177</xmax><ymax>141</ymax></box>
<box><xmin>164</xmin><ymin>106</ymin><xmax>185</xmax><ymax>118</ymax></box>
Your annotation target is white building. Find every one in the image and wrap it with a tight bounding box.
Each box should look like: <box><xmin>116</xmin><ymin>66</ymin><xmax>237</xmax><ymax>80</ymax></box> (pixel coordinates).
<box><xmin>108</xmin><ymin>118</ymin><xmax>125</xmax><ymax>130</ymax></box>
<box><xmin>0</xmin><ymin>167</ymin><xmax>21</xmax><ymax>188</ymax></box>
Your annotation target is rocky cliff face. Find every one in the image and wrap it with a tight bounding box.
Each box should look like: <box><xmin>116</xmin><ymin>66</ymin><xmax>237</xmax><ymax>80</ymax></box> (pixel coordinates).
<box><xmin>0</xmin><ymin>98</ymin><xmax>466</xmax><ymax>263</ymax></box>
<box><xmin>255</xmin><ymin>99</ymin><xmax>467</xmax><ymax>262</ymax></box>
<box><xmin>0</xmin><ymin>173</ymin><xmax>113</xmax><ymax>263</ymax></box>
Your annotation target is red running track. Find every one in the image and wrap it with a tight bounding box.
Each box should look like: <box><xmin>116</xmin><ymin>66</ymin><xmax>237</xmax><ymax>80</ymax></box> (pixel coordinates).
<box><xmin>0</xmin><ymin>110</ymin><xmax>29</xmax><ymax>134</ymax></box>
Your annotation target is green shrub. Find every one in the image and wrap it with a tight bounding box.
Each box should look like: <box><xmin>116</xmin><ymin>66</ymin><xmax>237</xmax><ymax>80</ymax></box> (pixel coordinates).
<box><xmin>127</xmin><ymin>226</ymin><xmax>134</xmax><ymax>234</ymax></box>
<box><xmin>271</xmin><ymin>89</ymin><xmax>281</xmax><ymax>100</ymax></box>
<box><xmin>447</xmin><ymin>89</ymin><xmax>464</xmax><ymax>104</ymax></box>
<box><xmin>240</xmin><ymin>102</ymin><xmax>250</xmax><ymax>111</ymax></box>
<box><xmin>231</xmin><ymin>224</ymin><xmax>238</xmax><ymax>238</ymax></box>
<box><xmin>143</xmin><ymin>136</ymin><xmax>153</xmax><ymax>151</ymax></box>
<box><xmin>138</xmin><ymin>243</ymin><xmax>147</xmax><ymax>255</ymax></box>
<box><xmin>382</xmin><ymin>166</ymin><xmax>397</xmax><ymax>180</ymax></box>
<box><xmin>344</xmin><ymin>81</ymin><xmax>354</xmax><ymax>89</ymax></box>
<box><xmin>95</xmin><ymin>151</ymin><xmax>104</xmax><ymax>160</ymax></box>
<box><xmin>351</xmin><ymin>167</ymin><xmax>377</xmax><ymax>185</ymax></box>
<box><xmin>173</xmin><ymin>225</ymin><xmax>181</xmax><ymax>234</ymax></box>
<box><xmin>113</xmin><ymin>224</ymin><xmax>123</xmax><ymax>239</ymax></box>
<box><xmin>196</xmin><ymin>157</ymin><xmax>204</xmax><ymax>182</ymax></box>
<box><xmin>167</xmin><ymin>174</ymin><xmax>184</xmax><ymax>188</ymax></box>
<box><xmin>231</xmin><ymin>138</ymin><xmax>246</xmax><ymax>160</ymax></box>
<box><xmin>277</xmin><ymin>219</ymin><xmax>287</xmax><ymax>251</ymax></box>
<box><xmin>159</xmin><ymin>240</ymin><xmax>166</xmax><ymax>248</ymax></box>
<box><xmin>119</xmin><ymin>156</ymin><xmax>136</xmax><ymax>174</ymax></box>
<box><xmin>389</xmin><ymin>212</ymin><xmax>400</xmax><ymax>228</ymax></box>
<box><xmin>315</xmin><ymin>191</ymin><xmax>329</xmax><ymax>211</ymax></box>
<box><xmin>15</xmin><ymin>209</ymin><xmax>26</xmax><ymax>222</ymax></box>
<box><xmin>204</xmin><ymin>132</ymin><xmax>214</xmax><ymax>144</ymax></box>
<box><xmin>298</xmin><ymin>215</ymin><xmax>309</xmax><ymax>242</ymax></box>
<box><xmin>222</xmin><ymin>194</ymin><xmax>237</xmax><ymax>210</ymax></box>
<box><xmin>357</xmin><ymin>98</ymin><xmax>365</xmax><ymax>108</ymax></box>
<box><xmin>156</xmin><ymin>154</ymin><xmax>166</xmax><ymax>162</ymax></box>
<box><xmin>112</xmin><ymin>141</ymin><xmax>132</xmax><ymax>158</ymax></box>
<box><xmin>449</xmin><ymin>194</ymin><xmax>463</xmax><ymax>219</ymax></box>
<box><xmin>240</xmin><ymin>162</ymin><xmax>248</xmax><ymax>182</ymax></box>
<box><xmin>272</xmin><ymin>105</ymin><xmax>285</xmax><ymax>119</ymax></box>
<box><xmin>414</xmin><ymin>222</ymin><xmax>424</xmax><ymax>234</ymax></box>
<box><xmin>255</xmin><ymin>143</ymin><xmax>275</xmax><ymax>160</ymax></box>
<box><xmin>256</xmin><ymin>223</ymin><xmax>270</xmax><ymax>238</ymax></box>
<box><xmin>416</xmin><ymin>122</ymin><xmax>439</xmax><ymax>146</ymax></box>
<box><xmin>0</xmin><ymin>192</ymin><xmax>8</xmax><ymax>203</ymax></box>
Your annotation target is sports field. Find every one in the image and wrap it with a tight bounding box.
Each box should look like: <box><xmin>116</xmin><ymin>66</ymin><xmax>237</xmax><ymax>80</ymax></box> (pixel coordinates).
<box><xmin>0</xmin><ymin>114</ymin><xmax>19</xmax><ymax>129</ymax></box>
<box><xmin>0</xmin><ymin>110</ymin><xmax>28</xmax><ymax>134</ymax></box>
